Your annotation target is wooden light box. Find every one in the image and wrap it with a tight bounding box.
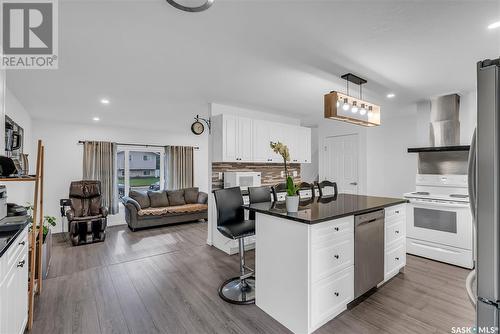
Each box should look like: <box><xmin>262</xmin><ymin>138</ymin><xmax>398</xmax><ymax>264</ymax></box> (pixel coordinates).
<box><xmin>324</xmin><ymin>91</ymin><xmax>381</xmax><ymax>127</ymax></box>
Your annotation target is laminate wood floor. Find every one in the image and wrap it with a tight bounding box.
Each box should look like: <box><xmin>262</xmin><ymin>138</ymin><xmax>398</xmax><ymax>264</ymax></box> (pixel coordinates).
<box><xmin>32</xmin><ymin>222</ymin><xmax>475</xmax><ymax>334</ymax></box>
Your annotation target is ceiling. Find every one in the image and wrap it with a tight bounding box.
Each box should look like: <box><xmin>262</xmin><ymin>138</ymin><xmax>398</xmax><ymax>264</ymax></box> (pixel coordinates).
<box><xmin>6</xmin><ymin>0</ymin><xmax>500</xmax><ymax>129</ymax></box>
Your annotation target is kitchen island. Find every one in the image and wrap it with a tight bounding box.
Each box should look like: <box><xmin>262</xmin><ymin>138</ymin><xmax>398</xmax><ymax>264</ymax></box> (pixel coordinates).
<box><xmin>244</xmin><ymin>194</ymin><xmax>407</xmax><ymax>334</ymax></box>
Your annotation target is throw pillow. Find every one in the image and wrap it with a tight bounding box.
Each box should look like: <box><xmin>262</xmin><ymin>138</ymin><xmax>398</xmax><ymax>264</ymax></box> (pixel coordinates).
<box><xmin>129</xmin><ymin>190</ymin><xmax>150</xmax><ymax>209</ymax></box>
<box><xmin>184</xmin><ymin>187</ymin><xmax>199</xmax><ymax>204</ymax></box>
<box><xmin>167</xmin><ymin>190</ymin><xmax>186</xmax><ymax>206</ymax></box>
<box><xmin>148</xmin><ymin>191</ymin><xmax>170</xmax><ymax>208</ymax></box>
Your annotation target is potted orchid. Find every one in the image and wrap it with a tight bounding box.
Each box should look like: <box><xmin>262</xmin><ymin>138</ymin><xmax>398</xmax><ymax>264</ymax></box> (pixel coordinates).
<box><xmin>270</xmin><ymin>141</ymin><xmax>301</xmax><ymax>212</ymax></box>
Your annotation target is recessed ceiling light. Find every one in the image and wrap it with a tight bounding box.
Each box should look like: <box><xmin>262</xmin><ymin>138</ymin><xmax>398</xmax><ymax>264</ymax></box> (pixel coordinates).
<box><xmin>93</xmin><ymin>117</ymin><xmax>100</xmax><ymax>121</ymax></box>
<box><xmin>386</xmin><ymin>93</ymin><xmax>396</xmax><ymax>98</ymax></box>
<box><xmin>100</xmin><ymin>98</ymin><xmax>110</xmax><ymax>105</ymax></box>
<box><xmin>488</xmin><ymin>21</ymin><xmax>500</xmax><ymax>30</ymax></box>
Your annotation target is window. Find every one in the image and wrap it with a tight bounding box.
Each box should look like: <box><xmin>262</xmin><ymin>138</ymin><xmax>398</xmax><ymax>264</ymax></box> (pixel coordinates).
<box><xmin>117</xmin><ymin>147</ymin><xmax>164</xmax><ymax>198</ymax></box>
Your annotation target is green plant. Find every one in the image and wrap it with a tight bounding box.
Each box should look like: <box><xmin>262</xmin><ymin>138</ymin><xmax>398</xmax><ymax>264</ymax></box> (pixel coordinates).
<box><xmin>25</xmin><ymin>203</ymin><xmax>56</xmax><ymax>242</ymax></box>
<box><xmin>270</xmin><ymin>141</ymin><xmax>300</xmax><ymax>196</ymax></box>
<box><xmin>42</xmin><ymin>216</ymin><xmax>57</xmax><ymax>242</ymax></box>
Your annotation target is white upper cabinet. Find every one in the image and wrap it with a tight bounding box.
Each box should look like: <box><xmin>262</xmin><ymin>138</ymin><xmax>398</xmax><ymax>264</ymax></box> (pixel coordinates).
<box><xmin>212</xmin><ymin>114</ymin><xmax>311</xmax><ymax>164</ymax></box>
<box><xmin>238</xmin><ymin>117</ymin><xmax>253</xmax><ymax>161</ymax></box>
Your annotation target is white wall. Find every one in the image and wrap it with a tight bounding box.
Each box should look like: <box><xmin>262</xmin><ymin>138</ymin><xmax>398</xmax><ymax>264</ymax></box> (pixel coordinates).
<box><xmin>2</xmin><ymin>88</ymin><xmax>34</xmax><ymax>205</ymax></box>
<box><xmin>318</xmin><ymin>104</ymin><xmax>419</xmax><ymax>198</ymax></box>
<box><xmin>366</xmin><ymin>108</ymin><xmax>418</xmax><ymax>197</ymax></box>
<box><xmin>318</xmin><ymin>91</ymin><xmax>477</xmax><ymax>199</ymax></box>
<box><xmin>32</xmin><ymin>118</ymin><xmax>209</xmax><ymax>233</ymax></box>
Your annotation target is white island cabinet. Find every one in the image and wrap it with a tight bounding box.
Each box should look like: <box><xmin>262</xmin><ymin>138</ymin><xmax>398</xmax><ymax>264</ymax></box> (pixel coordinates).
<box><xmin>248</xmin><ymin>195</ymin><xmax>407</xmax><ymax>334</ymax></box>
<box><xmin>0</xmin><ymin>224</ymin><xmax>29</xmax><ymax>334</ymax></box>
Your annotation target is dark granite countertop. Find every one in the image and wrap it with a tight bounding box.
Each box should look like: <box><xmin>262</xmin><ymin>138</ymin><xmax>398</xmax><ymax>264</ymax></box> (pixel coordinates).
<box><xmin>0</xmin><ymin>216</ymin><xmax>30</xmax><ymax>257</ymax></box>
<box><xmin>243</xmin><ymin>193</ymin><xmax>408</xmax><ymax>224</ymax></box>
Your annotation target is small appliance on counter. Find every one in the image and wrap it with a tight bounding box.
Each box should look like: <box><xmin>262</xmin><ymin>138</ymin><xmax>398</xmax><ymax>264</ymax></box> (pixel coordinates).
<box><xmin>223</xmin><ymin>171</ymin><xmax>261</xmax><ymax>190</ymax></box>
<box><xmin>7</xmin><ymin>203</ymin><xmax>27</xmax><ymax>217</ymax></box>
<box><xmin>0</xmin><ymin>156</ymin><xmax>18</xmax><ymax>177</ymax></box>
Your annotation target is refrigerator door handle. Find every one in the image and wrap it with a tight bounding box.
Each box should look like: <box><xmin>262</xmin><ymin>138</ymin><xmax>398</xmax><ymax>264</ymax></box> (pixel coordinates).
<box><xmin>468</xmin><ymin>128</ymin><xmax>477</xmax><ymax>221</ymax></box>
<box><xmin>466</xmin><ymin>269</ymin><xmax>477</xmax><ymax>306</ymax></box>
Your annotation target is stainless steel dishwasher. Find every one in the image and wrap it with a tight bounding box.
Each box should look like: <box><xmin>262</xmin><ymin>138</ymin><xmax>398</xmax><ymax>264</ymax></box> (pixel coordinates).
<box><xmin>354</xmin><ymin>209</ymin><xmax>385</xmax><ymax>298</ymax></box>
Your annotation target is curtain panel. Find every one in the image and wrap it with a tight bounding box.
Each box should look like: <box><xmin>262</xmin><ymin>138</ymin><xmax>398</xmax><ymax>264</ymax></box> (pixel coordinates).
<box><xmin>164</xmin><ymin>146</ymin><xmax>194</xmax><ymax>190</ymax></box>
<box><xmin>82</xmin><ymin>141</ymin><xmax>119</xmax><ymax>214</ymax></box>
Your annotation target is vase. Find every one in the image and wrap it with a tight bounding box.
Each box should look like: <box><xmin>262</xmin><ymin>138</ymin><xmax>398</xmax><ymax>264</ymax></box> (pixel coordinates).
<box><xmin>286</xmin><ymin>195</ymin><xmax>299</xmax><ymax>213</ymax></box>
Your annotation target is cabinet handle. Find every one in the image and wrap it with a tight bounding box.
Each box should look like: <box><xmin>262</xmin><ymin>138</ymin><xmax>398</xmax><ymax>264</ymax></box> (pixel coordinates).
<box><xmin>334</xmin><ymin>292</ymin><xmax>339</xmax><ymax>297</ymax></box>
<box><xmin>395</xmin><ymin>257</ymin><xmax>400</xmax><ymax>261</ymax></box>
<box><xmin>395</xmin><ymin>210</ymin><xmax>400</xmax><ymax>214</ymax></box>
<box><xmin>17</xmin><ymin>260</ymin><xmax>25</xmax><ymax>268</ymax></box>
<box><xmin>334</xmin><ymin>227</ymin><xmax>339</xmax><ymax>231</ymax></box>
<box><xmin>334</xmin><ymin>254</ymin><xmax>339</xmax><ymax>259</ymax></box>
<box><xmin>18</xmin><ymin>241</ymin><xmax>25</xmax><ymax>246</ymax></box>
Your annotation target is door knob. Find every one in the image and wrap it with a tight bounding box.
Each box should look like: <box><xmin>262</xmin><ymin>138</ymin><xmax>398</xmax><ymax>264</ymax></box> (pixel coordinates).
<box><xmin>17</xmin><ymin>260</ymin><xmax>25</xmax><ymax>268</ymax></box>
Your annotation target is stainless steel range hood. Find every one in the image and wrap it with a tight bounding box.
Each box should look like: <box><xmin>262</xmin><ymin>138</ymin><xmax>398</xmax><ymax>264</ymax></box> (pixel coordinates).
<box><xmin>430</xmin><ymin>94</ymin><xmax>460</xmax><ymax>147</ymax></box>
<box><xmin>408</xmin><ymin>94</ymin><xmax>470</xmax><ymax>153</ymax></box>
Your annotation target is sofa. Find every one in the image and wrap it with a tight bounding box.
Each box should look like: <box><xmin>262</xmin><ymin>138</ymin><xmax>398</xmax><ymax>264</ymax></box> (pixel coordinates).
<box><xmin>121</xmin><ymin>187</ymin><xmax>208</xmax><ymax>231</ymax></box>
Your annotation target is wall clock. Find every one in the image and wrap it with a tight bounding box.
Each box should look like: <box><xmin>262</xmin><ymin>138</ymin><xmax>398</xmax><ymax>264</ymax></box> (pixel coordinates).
<box><xmin>191</xmin><ymin>121</ymin><xmax>204</xmax><ymax>135</ymax></box>
<box><xmin>191</xmin><ymin>115</ymin><xmax>211</xmax><ymax>135</ymax></box>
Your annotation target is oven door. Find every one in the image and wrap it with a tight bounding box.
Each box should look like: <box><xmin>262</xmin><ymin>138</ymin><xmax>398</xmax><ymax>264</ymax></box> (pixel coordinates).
<box><xmin>407</xmin><ymin>199</ymin><xmax>473</xmax><ymax>250</ymax></box>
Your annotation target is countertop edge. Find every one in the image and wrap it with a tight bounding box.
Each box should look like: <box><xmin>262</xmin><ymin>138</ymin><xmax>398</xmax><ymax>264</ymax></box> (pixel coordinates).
<box><xmin>0</xmin><ymin>221</ymin><xmax>30</xmax><ymax>257</ymax></box>
<box><xmin>244</xmin><ymin>198</ymin><xmax>408</xmax><ymax>224</ymax></box>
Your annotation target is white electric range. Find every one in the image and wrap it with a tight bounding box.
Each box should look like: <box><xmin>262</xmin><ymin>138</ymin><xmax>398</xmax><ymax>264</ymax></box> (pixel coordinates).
<box><xmin>404</xmin><ymin>174</ymin><xmax>474</xmax><ymax>269</ymax></box>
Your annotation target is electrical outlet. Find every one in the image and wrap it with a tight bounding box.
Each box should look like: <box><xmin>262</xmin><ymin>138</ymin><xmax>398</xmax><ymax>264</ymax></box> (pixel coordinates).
<box><xmin>293</xmin><ymin>171</ymin><xmax>298</xmax><ymax>177</ymax></box>
<box><xmin>280</xmin><ymin>171</ymin><xmax>285</xmax><ymax>177</ymax></box>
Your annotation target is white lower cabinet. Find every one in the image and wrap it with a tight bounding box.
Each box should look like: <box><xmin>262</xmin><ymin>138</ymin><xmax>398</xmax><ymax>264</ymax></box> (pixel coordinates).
<box><xmin>383</xmin><ymin>204</ymin><xmax>407</xmax><ymax>282</ymax></box>
<box><xmin>0</xmin><ymin>225</ymin><xmax>29</xmax><ymax>334</ymax></box>
<box><xmin>310</xmin><ymin>266</ymin><xmax>354</xmax><ymax>330</ymax></box>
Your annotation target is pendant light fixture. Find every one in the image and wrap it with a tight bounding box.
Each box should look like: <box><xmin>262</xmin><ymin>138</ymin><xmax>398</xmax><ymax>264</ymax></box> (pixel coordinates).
<box><xmin>166</xmin><ymin>0</ymin><xmax>214</xmax><ymax>12</ymax></box>
<box><xmin>324</xmin><ymin>73</ymin><xmax>381</xmax><ymax>126</ymax></box>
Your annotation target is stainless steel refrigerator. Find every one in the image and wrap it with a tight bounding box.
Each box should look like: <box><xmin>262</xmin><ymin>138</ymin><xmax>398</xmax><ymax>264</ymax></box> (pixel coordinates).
<box><xmin>468</xmin><ymin>57</ymin><xmax>500</xmax><ymax>332</ymax></box>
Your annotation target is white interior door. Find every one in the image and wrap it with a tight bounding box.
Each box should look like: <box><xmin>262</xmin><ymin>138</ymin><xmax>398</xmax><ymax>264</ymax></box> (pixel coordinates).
<box><xmin>323</xmin><ymin>134</ymin><xmax>359</xmax><ymax>194</ymax></box>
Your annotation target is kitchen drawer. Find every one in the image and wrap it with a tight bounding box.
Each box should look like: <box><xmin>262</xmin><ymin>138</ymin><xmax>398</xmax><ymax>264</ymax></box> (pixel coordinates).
<box><xmin>311</xmin><ymin>266</ymin><xmax>354</xmax><ymax>329</ymax></box>
<box><xmin>385</xmin><ymin>219</ymin><xmax>405</xmax><ymax>248</ymax></box>
<box><xmin>311</xmin><ymin>216</ymin><xmax>354</xmax><ymax>245</ymax></box>
<box><xmin>6</xmin><ymin>227</ymin><xmax>28</xmax><ymax>270</ymax></box>
<box><xmin>384</xmin><ymin>241</ymin><xmax>406</xmax><ymax>281</ymax></box>
<box><xmin>311</xmin><ymin>235</ymin><xmax>354</xmax><ymax>282</ymax></box>
<box><xmin>385</xmin><ymin>204</ymin><xmax>406</xmax><ymax>221</ymax></box>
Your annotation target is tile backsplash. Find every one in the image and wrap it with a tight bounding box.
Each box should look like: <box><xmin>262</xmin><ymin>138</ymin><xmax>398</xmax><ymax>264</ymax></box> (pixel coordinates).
<box><xmin>212</xmin><ymin>162</ymin><xmax>301</xmax><ymax>190</ymax></box>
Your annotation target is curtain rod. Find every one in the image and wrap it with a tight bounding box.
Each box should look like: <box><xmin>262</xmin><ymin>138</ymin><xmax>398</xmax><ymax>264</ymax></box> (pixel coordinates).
<box><xmin>78</xmin><ymin>140</ymin><xmax>200</xmax><ymax>150</ymax></box>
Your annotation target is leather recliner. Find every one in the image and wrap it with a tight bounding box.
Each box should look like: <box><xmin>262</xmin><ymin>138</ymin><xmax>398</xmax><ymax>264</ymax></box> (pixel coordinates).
<box><xmin>66</xmin><ymin>180</ymin><xmax>108</xmax><ymax>246</ymax></box>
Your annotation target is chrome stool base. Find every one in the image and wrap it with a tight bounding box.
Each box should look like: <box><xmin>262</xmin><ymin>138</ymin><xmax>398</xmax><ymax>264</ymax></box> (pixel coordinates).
<box><xmin>218</xmin><ymin>277</ymin><xmax>255</xmax><ymax>305</ymax></box>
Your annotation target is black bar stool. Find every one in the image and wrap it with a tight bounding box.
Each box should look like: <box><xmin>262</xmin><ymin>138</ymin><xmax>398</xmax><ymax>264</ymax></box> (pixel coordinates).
<box><xmin>213</xmin><ymin>187</ymin><xmax>255</xmax><ymax>304</ymax></box>
<box><xmin>316</xmin><ymin>180</ymin><xmax>338</xmax><ymax>197</ymax></box>
<box><xmin>271</xmin><ymin>183</ymin><xmax>287</xmax><ymax>202</ymax></box>
<box><xmin>248</xmin><ymin>186</ymin><xmax>272</xmax><ymax>220</ymax></box>
<box><xmin>297</xmin><ymin>181</ymin><xmax>315</xmax><ymax>199</ymax></box>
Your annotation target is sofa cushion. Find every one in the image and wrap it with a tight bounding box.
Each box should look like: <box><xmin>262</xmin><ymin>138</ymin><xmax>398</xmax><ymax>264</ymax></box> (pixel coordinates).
<box><xmin>167</xmin><ymin>190</ymin><xmax>186</xmax><ymax>206</ymax></box>
<box><xmin>129</xmin><ymin>190</ymin><xmax>150</xmax><ymax>208</ymax></box>
<box><xmin>148</xmin><ymin>191</ymin><xmax>170</xmax><ymax>208</ymax></box>
<box><xmin>137</xmin><ymin>204</ymin><xmax>208</xmax><ymax>216</ymax></box>
<box><xmin>184</xmin><ymin>187</ymin><xmax>199</xmax><ymax>204</ymax></box>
